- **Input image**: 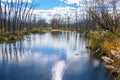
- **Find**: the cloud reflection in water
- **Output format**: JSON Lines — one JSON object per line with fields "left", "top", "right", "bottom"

{"left": 51, "top": 60, "right": 66, "bottom": 80}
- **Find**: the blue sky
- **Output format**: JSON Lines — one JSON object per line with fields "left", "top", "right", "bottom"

{"left": 27, "top": 0, "right": 76, "bottom": 22}
{"left": 34, "top": 0, "right": 76, "bottom": 10}
{"left": 32, "top": 0, "right": 85, "bottom": 22}
{"left": 1, "top": 0, "right": 120, "bottom": 22}
{"left": 34, "top": 0, "right": 89, "bottom": 11}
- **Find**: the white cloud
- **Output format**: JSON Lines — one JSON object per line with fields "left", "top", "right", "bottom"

{"left": 61, "top": 0, "right": 120, "bottom": 7}
{"left": 62, "top": 0, "right": 88, "bottom": 7}
{"left": 2, "top": 0, "right": 32, "bottom": 3}
{"left": 64, "top": 0, "right": 79, "bottom": 4}
{"left": 33, "top": 6, "right": 76, "bottom": 22}
{"left": 32, "top": 0, "right": 120, "bottom": 22}
{"left": 59, "top": 0, "right": 64, "bottom": 2}
{"left": 32, "top": 6, "right": 90, "bottom": 23}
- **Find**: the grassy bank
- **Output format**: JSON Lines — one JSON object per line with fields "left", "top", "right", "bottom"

{"left": 0, "top": 27, "right": 43, "bottom": 43}
{"left": 0, "top": 27, "right": 68, "bottom": 43}
{"left": 87, "top": 30, "right": 120, "bottom": 80}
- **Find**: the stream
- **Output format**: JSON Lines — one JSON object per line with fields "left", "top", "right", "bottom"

{"left": 0, "top": 31, "right": 113, "bottom": 80}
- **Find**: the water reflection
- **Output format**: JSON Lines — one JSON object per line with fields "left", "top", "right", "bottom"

{"left": 52, "top": 60, "right": 66, "bottom": 80}
{"left": 0, "top": 40, "right": 27, "bottom": 64}
{"left": 0, "top": 31, "right": 112, "bottom": 80}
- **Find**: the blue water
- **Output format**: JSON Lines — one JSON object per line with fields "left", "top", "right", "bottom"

{"left": 0, "top": 31, "right": 113, "bottom": 80}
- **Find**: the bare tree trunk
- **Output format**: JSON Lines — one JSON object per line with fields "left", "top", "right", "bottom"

{"left": 0, "top": 0, "right": 3, "bottom": 32}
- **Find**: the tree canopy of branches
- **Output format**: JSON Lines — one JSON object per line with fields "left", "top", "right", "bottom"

{"left": 0, "top": 0, "right": 39, "bottom": 33}
{"left": 50, "top": 18, "right": 61, "bottom": 29}
{"left": 36, "top": 19, "right": 49, "bottom": 28}
{"left": 88, "top": 0, "right": 120, "bottom": 33}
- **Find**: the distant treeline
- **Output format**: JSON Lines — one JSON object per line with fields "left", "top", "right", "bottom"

{"left": 0, "top": 0, "right": 120, "bottom": 33}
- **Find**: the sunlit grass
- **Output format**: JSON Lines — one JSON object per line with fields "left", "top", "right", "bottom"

{"left": 87, "top": 30, "right": 120, "bottom": 79}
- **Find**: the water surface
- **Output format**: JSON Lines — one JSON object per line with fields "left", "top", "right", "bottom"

{"left": 0, "top": 31, "right": 112, "bottom": 80}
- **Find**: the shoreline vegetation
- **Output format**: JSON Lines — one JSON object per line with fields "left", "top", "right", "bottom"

{"left": 0, "top": 0, "right": 120, "bottom": 79}
{"left": 86, "top": 30, "right": 120, "bottom": 80}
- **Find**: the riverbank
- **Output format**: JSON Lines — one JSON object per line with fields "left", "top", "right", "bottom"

{"left": 0, "top": 27, "right": 51, "bottom": 43}
{"left": 0, "top": 27, "right": 85, "bottom": 43}
{"left": 87, "top": 30, "right": 120, "bottom": 80}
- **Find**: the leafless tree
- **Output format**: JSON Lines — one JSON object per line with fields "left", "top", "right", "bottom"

{"left": 86, "top": 0, "right": 120, "bottom": 33}
{"left": 0, "top": 0, "right": 40, "bottom": 34}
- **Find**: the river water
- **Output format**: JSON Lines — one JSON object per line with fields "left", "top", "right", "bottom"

{"left": 0, "top": 31, "right": 113, "bottom": 80}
